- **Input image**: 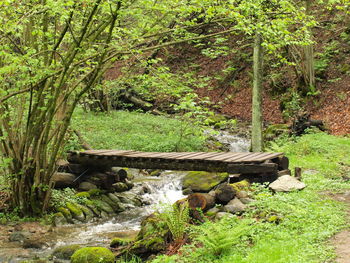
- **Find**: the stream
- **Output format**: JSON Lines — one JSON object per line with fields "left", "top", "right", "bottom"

{"left": 0, "top": 132, "right": 250, "bottom": 262}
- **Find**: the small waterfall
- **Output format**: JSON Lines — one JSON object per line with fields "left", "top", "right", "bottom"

{"left": 211, "top": 130, "right": 250, "bottom": 152}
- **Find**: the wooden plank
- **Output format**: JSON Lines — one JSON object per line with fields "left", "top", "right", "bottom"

{"left": 94, "top": 150, "right": 135, "bottom": 156}
{"left": 175, "top": 152, "right": 213, "bottom": 160}
{"left": 223, "top": 152, "right": 255, "bottom": 162}
{"left": 161, "top": 152, "right": 201, "bottom": 159}
{"left": 187, "top": 152, "right": 225, "bottom": 160}
{"left": 253, "top": 152, "right": 283, "bottom": 162}
{"left": 233, "top": 152, "right": 267, "bottom": 162}
{"left": 204, "top": 152, "right": 240, "bottom": 161}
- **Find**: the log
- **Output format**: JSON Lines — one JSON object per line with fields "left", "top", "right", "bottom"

{"left": 52, "top": 172, "right": 78, "bottom": 189}
{"left": 273, "top": 156, "right": 289, "bottom": 170}
{"left": 187, "top": 193, "right": 215, "bottom": 212}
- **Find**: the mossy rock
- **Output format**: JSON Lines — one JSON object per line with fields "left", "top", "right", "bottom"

{"left": 66, "top": 202, "right": 85, "bottom": 222}
{"left": 92, "top": 199, "right": 114, "bottom": 214}
{"left": 79, "top": 205, "right": 94, "bottom": 221}
{"left": 100, "top": 194, "right": 124, "bottom": 213}
{"left": 71, "top": 247, "right": 115, "bottom": 263}
{"left": 52, "top": 244, "right": 82, "bottom": 260}
{"left": 53, "top": 212, "right": 67, "bottom": 226}
{"left": 264, "top": 124, "right": 289, "bottom": 141}
{"left": 113, "top": 182, "right": 129, "bottom": 192}
{"left": 88, "top": 189, "right": 104, "bottom": 196}
{"left": 86, "top": 203, "right": 101, "bottom": 217}
{"left": 110, "top": 237, "right": 133, "bottom": 248}
{"left": 107, "top": 193, "right": 121, "bottom": 204}
{"left": 182, "top": 171, "right": 229, "bottom": 192}
{"left": 57, "top": 207, "right": 73, "bottom": 223}
{"left": 127, "top": 213, "right": 169, "bottom": 256}
{"left": 230, "top": 180, "right": 250, "bottom": 192}
{"left": 75, "top": 192, "right": 91, "bottom": 198}
{"left": 149, "top": 169, "right": 162, "bottom": 177}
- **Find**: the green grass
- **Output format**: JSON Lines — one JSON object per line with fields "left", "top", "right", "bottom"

{"left": 70, "top": 109, "right": 207, "bottom": 152}
{"left": 150, "top": 132, "right": 350, "bottom": 263}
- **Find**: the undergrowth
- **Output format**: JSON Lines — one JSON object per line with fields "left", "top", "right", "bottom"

{"left": 150, "top": 132, "right": 350, "bottom": 263}
{"left": 70, "top": 109, "right": 207, "bottom": 152}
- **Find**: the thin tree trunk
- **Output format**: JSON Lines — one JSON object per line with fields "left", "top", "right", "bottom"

{"left": 304, "top": 0, "right": 315, "bottom": 90}
{"left": 251, "top": 33, "right": 264, "bottom": 152}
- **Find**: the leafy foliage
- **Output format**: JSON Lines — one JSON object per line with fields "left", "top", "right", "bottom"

{"left": 162, "top": 201, "right": 190, "bottom": 242}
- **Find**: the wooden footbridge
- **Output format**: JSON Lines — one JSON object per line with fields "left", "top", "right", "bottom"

{"left": 68, "top": 150, "right": 289, "bottom": 174}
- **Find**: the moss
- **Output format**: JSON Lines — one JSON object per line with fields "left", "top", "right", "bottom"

{"left": 149, "top": 169, "right": 162, "bottom": 177}
{"left": 182, "top": 171, "right": 229, "bottom": 192}
{"left": 113, "top": 182, "right": 129, "bottom": 192}
{"left": 52, "top": 212, "right": 67, "bottom": 226}
{"left": 52, "top": 244, "right": 82, "bottom": 260}
{"left": 57, "top": 207, "right": 72, "bottom": 220}
{"left": 92, "top": 199, "right": 114, "bottom": 214}
{"left": 230, "top": 180, "right": 250, "bottom": 192}
{"left": 79, "top": 205, "right": 94, "bottom": 220}
{"left": 88, "top": 189, "right": 104, "bottom": 196}
{"left": 100, "top": 194, "right": 124, "bottom": 212}
{"left": 66, "top": 202, "right": 85, "bottom": 222}
{"left": 71, "top": 247, "right": 115, "bottom": 263}
{"left": 75, "top": 192, "right": 90, "bottom": 198}
{"left": 110, "top": 237, "right": 133, "bottom": 248}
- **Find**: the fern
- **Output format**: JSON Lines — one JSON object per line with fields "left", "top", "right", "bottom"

{"left": 193, "top": 217, "right": 251, "bottom": 256}
{"left": 163, "top": 201, "right": 190, "bottom": 242}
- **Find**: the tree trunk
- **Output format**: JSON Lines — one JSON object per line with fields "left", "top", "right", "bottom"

{"left": 251, "top": 32, "right": 264, "bottom": 152}
{"left": 303, "top": 0, "right": 315, "bottom": 90}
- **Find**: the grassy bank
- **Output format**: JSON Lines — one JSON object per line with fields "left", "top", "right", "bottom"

{"left": 71, "top": 109, "right": 207, "bottom": 152}
{"left": 149, "top": 132, "right": 350, "bottom": 263}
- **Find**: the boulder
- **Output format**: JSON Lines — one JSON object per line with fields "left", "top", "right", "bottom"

{"left": 66, "top": 202, "right": 85, "bottom": 222}
{"left": 52, "top": 244, "right": 82, "bottom": 260}
{"left": 223, "top": 198, "right": 246, "bottom": 214}
{"left": 57, "top": 207, "right": 73, "bottom": 223}
{"left": 128, "top": 213, "right": 169, "bottom": 256}
{"left": 269, "top": 175, "right": 306, "bottom": 192}
{"left": 52, "top": 172, "right": 77, "bottom": 188}
{"left": 71, "top": 247, "right": 115, "bottom": 263}
{"left": 53, "top": 212, "right": 67, "bottom": 226}
{"left": 215, "top": 212, "right": 234, "bottom": 221}
{"left": 182, "top": 171, "right": 229, "bottom": 192}
{"left": 214, "top": 183, "right": 236, "bottom": 204}
{"left": 113, "top": 182, "right": 129, "bottom": 192}
{"left": 79, "top": 182, "right": 97, "bottom": 191}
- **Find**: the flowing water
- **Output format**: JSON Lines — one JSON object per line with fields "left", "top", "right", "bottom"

{"left": 0, "top": 132, "right": 250, "bottom": 262}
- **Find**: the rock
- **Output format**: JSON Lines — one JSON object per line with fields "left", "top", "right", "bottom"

{"left": 93, "top": 199, "right": 114, "bottom": 214}
{"left": 66, "top": 202, "right": 85, "bottom": 222}
{"left": 115, "top": 192, "right": 142, "bottom": 207}
{"left": 52, "top": 244, "right": 82, "bottom": 260}
{"left": 182, "top": 171, "right": 229, "bottom": 192}
{"left": 75, "top": 192, "right": 91, "bottom": 198}
{"left": 100, "top": 194, "right": 125, "bottom": 213}
{"left": 79, "top": 182, "right": 97, "bottom": 191}
{"left": 206, "top": 207, "right": 220, "bottom": 217}
{"left": 110, "top": 237, "right": 133, "bottom": 248}
{"left": 148, "top": 169, "right": 162, "bottom": 177}
{"left": 269, "top": 175, "right": 306, "bottom": 192}
{"left": 277, "top": 169, "right": 292, "bottom": 177}
{"left": 53, "top": 212, "right": 67, "bottom": 226}
{"left": 79, "top": 205, "right": 94, "bottom": 221}
{"left": 182, "top": 188, "right": 193, "bottom": 195}
{"left": 125, "top": 179, "right": 134, "bottom": 189}
{"left": 108, "top": 193, "right": 121, "bottom": 203}
{"left": 8, "top": 231, "right": 30, "bottom": 242}
{"left": 214, "top": 183, "right": 236, "bottom": 204}
{"left": 230, "top": 180, "right": 250, "bottom": 192}
{"left": 223, "top": 198, "right": 247, "bottom": 214}
{"left": 236, "top": 190, "right": 249, "bottom": 199}
{"left": 22, "top": 238, "right": 46, "bottom": 249}
{"left": 52, "top": 172, "right": 77, "bottom": 188}
{"left": 128, "top": 213, "right": 169, "bottom": 256}
{"left": 57, "top": 207, "right": 73, "bottom": 223}
{"left": 240, "top": 197, "right": 254, "bottom": 204}
{"left": 71, "top": 247, "right": 115, "bottom": 263}
{"left": 86, "top": 203, "right": 101, "bottom": 217}
{"left": 215, "top": 212, "right": 234, "bottom": 220}
{"left": 113, "top": 182, "right": 129, "bottom": 192}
